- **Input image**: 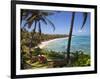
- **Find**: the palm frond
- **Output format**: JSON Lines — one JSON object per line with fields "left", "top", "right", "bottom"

{"left": 38, "top": 21, "right": 42, "bottom": 35}
{"left": 22, "top": 10, "right": 56, "bottom": 33}
{"left": 43, "top": 16, "right": 55, "bottom": 31}
{"left": 33, "top": 20, "right": 37, "bottom": 33}
{"left": 40, "top": 11, "right": 54, "bottom": 16}
{"left": 26, "top": 10, "right": 39, "bottom": 21}
{"left": 23, "top": 22, "right": 28, "bottom": 28}
{"left": 81, "top": 13, "right": 88, "bottom": 29}
{"left": 24, "top": 15, "right": 37, "bottom": 29}
{"left": 21, "top": 10, "right": 30, "bottom": 21}
{"left": 27, "top": 15, "right": 37, "bottom": 23}
{"left": 28, "top": 21, "right": 33, "bottom": 28}
{"left": 40, "top": 17, "right": 47, "bottom": 25}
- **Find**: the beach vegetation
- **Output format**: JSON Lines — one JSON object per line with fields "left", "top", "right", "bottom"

{"left": 21, "top": 47, "right": 90, "bottom": 69}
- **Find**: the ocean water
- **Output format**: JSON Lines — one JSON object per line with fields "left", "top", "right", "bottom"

{"left": 43, "top": 36, "right": 90, "bottom": 54}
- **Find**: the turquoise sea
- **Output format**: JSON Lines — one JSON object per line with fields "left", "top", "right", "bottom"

{"left": 43, "top": 36, "right": 90, "bottom": 54}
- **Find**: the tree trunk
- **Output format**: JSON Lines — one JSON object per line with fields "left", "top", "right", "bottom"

{"left": 29, "top": 21, "right": 37, "bottom": 60}
{"left": 66, "top": 12, "right": 75, "bottom": 65}
{"left": 29, "top": 32, "right": 35, "bottom": 59}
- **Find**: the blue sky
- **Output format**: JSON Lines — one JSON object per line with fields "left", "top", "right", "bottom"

{"left": 21, "top": 11, "right": 90, "bottom": 36}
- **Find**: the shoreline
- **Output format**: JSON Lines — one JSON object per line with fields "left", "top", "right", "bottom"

{"left": 37, "top": 37, "right": 68, "bottom": 49}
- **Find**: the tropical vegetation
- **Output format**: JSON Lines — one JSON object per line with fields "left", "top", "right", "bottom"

{"left": 20, "top": 9, "right": 90, "bottom": 69}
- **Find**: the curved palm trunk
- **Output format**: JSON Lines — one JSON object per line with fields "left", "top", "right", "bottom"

{"left": 66, "top": 12, "right": 75, "bottom": 65}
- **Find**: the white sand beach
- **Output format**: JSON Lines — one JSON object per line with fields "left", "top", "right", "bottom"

{"left": 37, "top": 37, "right": 68, "bottom": 49}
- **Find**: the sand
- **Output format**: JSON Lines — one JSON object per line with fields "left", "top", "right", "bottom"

{"left": 37, "top": 37, "right": 68, "bottom": 49}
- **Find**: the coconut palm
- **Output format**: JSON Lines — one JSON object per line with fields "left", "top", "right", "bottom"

{"left": 66, "top": 12, "right": 88, "bottom": 65}
{"left": 21, "top": 10, "right": 55, "bottom": 59}
{"left": 66, "top": 12, "right": 75, "bottom": 64}
{"left": 21, "top": 10, "right": 55, "bottom": 30}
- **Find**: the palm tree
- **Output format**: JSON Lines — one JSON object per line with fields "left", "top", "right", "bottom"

{"left": 66, "top": 12, "right": 75, "bottom": 64}
{"left": 21, "top": 10, "right": 55, "bottom": 59}
{"left": 66, "top": 12, "right": 88, "bottom": 65}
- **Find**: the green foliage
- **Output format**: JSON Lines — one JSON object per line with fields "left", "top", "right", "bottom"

{"left": 21, "top": 52, "right": 31, "bottom": 69}
{"left": 21, "top": 30, "right": 68, "bottom": 54}
{"left": 72, "top": 51, "right": 90, "bottom": 66}
{"left": 32, "top": 47, "right": 42, "bottom": 56}
{"left": 21, "top": 48, "right": 91, "bottom": 69}
{"left": 43, "top": 50, "right": 64, "bottom": 59}
{"left": 21, "top": 45, "right": 29, "bottom": 54}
